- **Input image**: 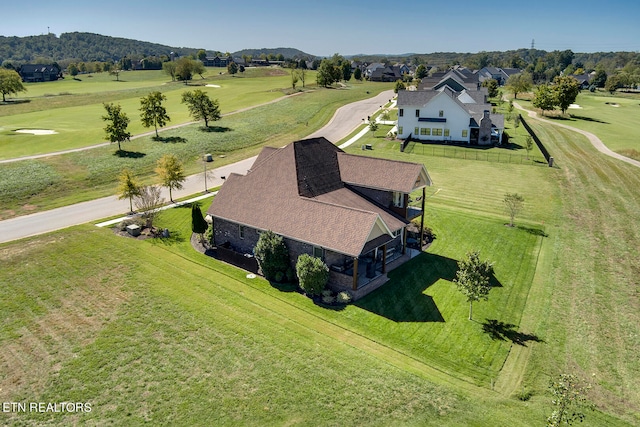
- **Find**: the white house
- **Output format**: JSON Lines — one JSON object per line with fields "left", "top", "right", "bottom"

{"left": 396, "top": 86, "right": 504, "bottom": 145}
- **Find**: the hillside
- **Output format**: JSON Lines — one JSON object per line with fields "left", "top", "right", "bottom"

{"left": 0, "top": 32, "right": 207, "bottom": 64}
{"left": 232, "top": 47, "right": 316, "bottom": 60}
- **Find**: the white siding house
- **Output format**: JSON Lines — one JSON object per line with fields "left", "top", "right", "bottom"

{"left": 397, "top": 86, "right": 504, "bottom": 145}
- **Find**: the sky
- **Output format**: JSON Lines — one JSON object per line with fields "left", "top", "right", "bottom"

{"left": 2, "top": 0, "right": 639, "bottom": 56}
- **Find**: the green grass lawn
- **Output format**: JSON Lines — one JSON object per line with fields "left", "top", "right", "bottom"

{"left": 0, "top": 79, "right": 390, "bottom": 220}
{"left": 1, "top": 85, "right": 639, "bottom": 425}
{"left": 0, "top": 68, "right": 309, "bottom": 159}
{"left": 513, "top": 90, "right": 640, "bottom": 159}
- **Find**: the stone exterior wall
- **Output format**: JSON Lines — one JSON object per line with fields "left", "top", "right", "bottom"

{"left": 213, "top": 217, "right": 259, "bottom": 254}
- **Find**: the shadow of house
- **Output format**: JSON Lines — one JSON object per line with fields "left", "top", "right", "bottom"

{"left": 481, "top": 319, "right": 543, "bottom": 346}
{"left": 355, "top": 252, "right": 458, "bottom": 322}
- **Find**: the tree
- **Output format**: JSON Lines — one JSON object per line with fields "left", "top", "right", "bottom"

{"left": 175, "top": 57, "right": 198, "bottom": 83}
{"left": 553, "top": 75, "right": 580, "bottom": 115}
{"left": 181, "top": 89, "right": 221, "bottom": 128}
{"left": 604, "top": 74, "right": 623, "bottom": 94}
{"left": 191, "top": 203, "right": 208, "bottom": 243}
{"left": 506, "top": 72, "right": 533, "bottom": 99}
{"left": 369, "top": 118, "right": 379, "bottom": 137}
{"left": 291, "top": 68, "right": 299, "bottom": 90}
{"left": 482, "top": 78, "right": 499, "bottom": 98}
{"left": 532, "top": 84, "right": 556, "bottom": 116}
{"left": 135, "top": 185, "right": 164, "bottom": 228}
{"left": 0, "top": 68, "right": 26, "bottom": 102}
{"left": 197, "top": 49, "right": 207, "bottom": 61}
{"left": 155, "top": 154, "right": 185, "bottom": 202}
{"left": 227, "top": 61, "right": 238, "bottom": 75}
{"left": 117, "top": 169, "right": 141, "bottom": 213}
{"left": 102, "top": 103, "right": 131, "bottom": 151}
{"left": 503, "top": 193, "right": 524, "bottom": 227}
{"left": 394, "top": 80, "right": 406, "bottom": 93}
{"left": 163, "top": 61, "right": 177, "bottom": 81}
{"left": 341, "top": 62, "right": 352, "bottom": 81}
{"left": 453, "top": 251, "right": 494, "bottom": 320}
{"left": 193, "top": 60, "right": 205, "bottom": 79}
{"left": 139, "top": 91, "right": 170, "bottom": 138}
{"left": 296, "top": 254, "right": 329, "bottom": 296}
{"left": 591, "top": 68, "right": 607, "bottom": 88}
{"left": 353, "top": 67, "right": 362, "bottom": 81}
{"left": 525, "top": 135, "right": 534, "bottom": 160}
{"left": 316, "top": 59, "right": 340, "bottom": 87}
{"left": 415, "top": 64, "right": 428, "bottom": 79}
{"left": 547, "top": 374, "right": 593, "bottom": 427}
{"left": 254, "top": 230, "right": 290, "bottom": 281}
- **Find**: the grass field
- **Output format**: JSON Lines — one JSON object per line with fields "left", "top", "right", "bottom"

{"left": 512, "top": 90, "right": 640, "bottom": 159}
{"left": 0, "top": 76, "right": 390, "bottom": 220}
{"left": 2, "top": 106, "right": 639, "bottom": 424}
{"left": 0, "top": 68, "right": 309, "bottom": 159}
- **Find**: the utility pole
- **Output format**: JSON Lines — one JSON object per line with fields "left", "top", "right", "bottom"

{"left": 531, "top": 39, "right": 535, "bottom": 50}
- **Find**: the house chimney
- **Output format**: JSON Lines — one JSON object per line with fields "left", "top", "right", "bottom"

{"left": 483, "top": 110, "right": 490, "bottom": 119}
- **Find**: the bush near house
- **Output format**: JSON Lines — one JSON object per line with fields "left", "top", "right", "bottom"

{"left": 253, "top": 230, "right": 290, "bottom": 281}
{"left": 296, "top": 254, "right": 329, "bottom": 296}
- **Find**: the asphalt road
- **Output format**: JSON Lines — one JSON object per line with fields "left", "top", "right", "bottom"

{"left": 0, "top": 90, "right": 394, "bottom": 244}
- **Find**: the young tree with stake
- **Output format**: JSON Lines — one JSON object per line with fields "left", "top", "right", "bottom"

{"left": 453, "top": 251, "right": 494, "bottom": 321}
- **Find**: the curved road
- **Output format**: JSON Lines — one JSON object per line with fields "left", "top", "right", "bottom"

{"left": 0, "top": 90, "right": 394, "bottom": 244}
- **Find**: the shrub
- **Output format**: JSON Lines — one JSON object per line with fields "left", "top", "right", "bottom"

{"left": 336, "top": 291, "right": 352, "bottom": 304}
{"left": 296, "top": 254, "right": 329, "bottom": 296}
{"left": 253, "top": 230, "right": 290, "bottom": 281}
{"left": 322, "top": 294, "right": 336, "bottom": 304}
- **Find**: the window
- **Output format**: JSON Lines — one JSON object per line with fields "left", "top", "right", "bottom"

{"left": 414, "top": 127, "right": 419, "bottom": 135}
{"left": 444, "top": 129, "right": 450, "bottom": 137}
{"left": 239, "top": 225, "right": 246, "bottom": 239}
{"left": 313, "top": 246, "right": 324, "bottom": 259}
{"left": 393, "top": 192, "right": 404, "bottom": 208}
{"left": 462, "top": 130, "right": 468, "bottom": 138}
{"left": 433, "top": 128, "right": 443, "bottom": 136}
{"left": 399, "top": 108, "right": 404, "bottom": 117}
{"left": 398, "top": 126, "right": 403, "bottom": 135}
{"left": 420, "top": 128, "right": 431, "bottom": 136}
{"left": 415, "top": 109, "right": 420, "bottom": 117}
{"left": 439, "top": 110, "right": 444, "bottom": 117}
{"left": 393, "top": 229, "right": 402, "bottom": 238}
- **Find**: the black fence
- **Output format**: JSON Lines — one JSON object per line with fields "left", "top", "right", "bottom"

{"left": 520, "top": 114, "right": 553, "bottom": 166}
{"left": 216, "top": 244, "right": 259, "bottom": 274}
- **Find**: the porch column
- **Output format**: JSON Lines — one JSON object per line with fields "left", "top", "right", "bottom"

{"left": 402, "top": 228, "right": 407, "bottom": 255}
{"left": 419, "top": 187, "right": 426, "bottom": 249}
{"left": 382, "top": 244, "right": 387, "bottom": 274}
{"left": 352, "top": 257, "right": 359, "bottom": 290}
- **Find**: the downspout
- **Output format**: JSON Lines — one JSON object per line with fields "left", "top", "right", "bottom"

{"left": 419, "top": 187, "right": 426, "bottom": 249}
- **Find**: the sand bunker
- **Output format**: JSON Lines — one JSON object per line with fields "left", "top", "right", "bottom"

{"left": 206, "top": 84, "right": 221, "bottom": 88}
{"left": 15, "top": 129, "right": 58, "bottom": 135}
{"left": 568, "top": 104, "right": 582, "bottom": 109}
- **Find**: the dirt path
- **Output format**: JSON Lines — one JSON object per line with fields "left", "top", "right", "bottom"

{"left": 514, "top": 101, "right": 640, "bottom": 169}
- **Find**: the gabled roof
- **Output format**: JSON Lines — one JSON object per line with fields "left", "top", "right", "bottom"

{"left": 208, "top": 138, "right": 431, "bottom": 257}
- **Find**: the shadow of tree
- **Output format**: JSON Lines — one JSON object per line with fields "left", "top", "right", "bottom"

{"left": 1, "top": 99, "right": 31, "bottom": 105}
{"left": 153, "top": 136, "right": 187, "bottom": 143}
{"left": 201, "top": 126, "right": 233, "bottom": 133}
{"left": 481, "top": 319, "right": 544, "bottom": 346}
{"left": 517, "top": 225, "right": 549, "bottom": 237}
{"left": 114, "top": 150, "right": 146, "bottom": 158}
{"left": 569, "top": 114, "right": 609, "bottom": 124}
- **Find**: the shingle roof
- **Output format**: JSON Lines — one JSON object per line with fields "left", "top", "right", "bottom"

{"left": 208, "top": 137, "right": 430, "bottom": 257}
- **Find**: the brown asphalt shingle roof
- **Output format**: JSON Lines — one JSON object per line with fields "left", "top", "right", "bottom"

{"left": 208, "top": 137, "right": 431, "bottom": 257}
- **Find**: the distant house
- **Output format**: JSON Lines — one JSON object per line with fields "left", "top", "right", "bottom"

{"left": 572, "top": 73, "right": 591, "bottom": 89}
{"left": 397, "top": 84, "right": 504, "bottom": 145}
{"left": 477, "top": 67, "right": 523, "bottom": 85}
{"left": 18, "top": 64, "right": 62, "bottom": 82}
{"left": 207, "top": 137, "right": 432, "bottom": 299}
{"left": 369, "top": 65, "right": 403, "bottom": 82}
{"left": 202, "top": 56, "right": 232, "bottom": 67}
